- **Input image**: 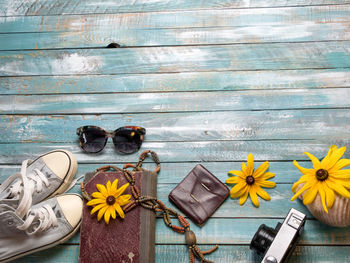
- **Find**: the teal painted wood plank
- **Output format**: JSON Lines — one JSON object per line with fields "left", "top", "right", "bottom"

{"left": 157, "top": 218, "right": 350, "bottom": 245}
{"left": 0, "top": 161, "right": 314, "bottom": 184}
{"left": 1, "top": 88, "right": 350, "bottom": 114}
{"left": 1, "top": 22, "right": 350, "bottom": 50}
{"left": 11, "top": 245, "right": 350, "bottom": 263}
{"left": 154, "top": 218, "right": 350, "bottom": 245}
{"left": 2, "top": 69, "right": 350, "bottom": 95}
{"left": 1, "top": 42, "right": 350, "bottom": 76}
{"left": 1, "top": 110, "right": 350, "bottom": 142}
{"left": 0, "top": 141, "right": 348, "bottom": 164}
{"left": 2, "top": 0, "right": 350, "bottom": 16}
{"left": 10, "top": 244, "right": 350, "bottom": 263}
{"left": 1, "top": 5, "right": 350, "bottom": 33}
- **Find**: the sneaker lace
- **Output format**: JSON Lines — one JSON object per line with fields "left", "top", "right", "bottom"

{"left": 17, "top": 204, "right": 58, "bottom": 235}
{"left": 0, "top": 160, "right": 50, "bottom": 218}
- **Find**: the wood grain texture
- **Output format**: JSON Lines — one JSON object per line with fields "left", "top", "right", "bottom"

{"left": 1, "top": 0, "right": 350, "bottom": 16}
{"left": 2, "top": 68, "right": 350, "bottom": 95}
{"left": 1, "top": 88, "right": 350, "bottom": 114}
{"left": 9, "top": 245, "right": 350, "bottom": 263}
{"left": 1, "top": 68, "right": 350, "bottom": 95}
{"left": 2, "top": 21, "right": 350, "bottom": 50}
{"left": 0, "top": 141, "right": 349, "bottom": 164}
{"left": 1, "top": 5, "right": 350, "bottom": 50}
{"left": 1, "top": 42, "right": 350, "bottom": 76}
{"left": 0, "top": 161, "right": 314, "bottom": 184}
{"left": 1, "top": 110, "right": 350, "bottom": 142}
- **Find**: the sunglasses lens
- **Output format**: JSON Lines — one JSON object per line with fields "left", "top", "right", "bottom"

{"left": 113, "top": 129, "right": 142, "bottom": 154}
{"left": 79, "top": 127, "right": 107, "bottom": 153}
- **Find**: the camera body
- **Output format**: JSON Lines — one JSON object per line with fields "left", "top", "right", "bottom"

{"left": 250, "top": 208, "right": 306, "bottom": 263}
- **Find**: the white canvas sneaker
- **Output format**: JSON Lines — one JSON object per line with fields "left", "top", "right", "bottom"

{"left": 0, "top": 150, "right": 78, "bottom": 218}
{"left": 0, "top": 193, "right": 83, "bottom": 262}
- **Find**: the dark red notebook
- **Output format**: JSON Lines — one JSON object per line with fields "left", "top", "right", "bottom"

{"left": 79, "top": 170, "right": 157, "bottom": 263}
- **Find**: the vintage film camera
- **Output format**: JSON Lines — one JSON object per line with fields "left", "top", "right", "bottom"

{"left": 250, "top": 208, "right": 306, "bottom": 263}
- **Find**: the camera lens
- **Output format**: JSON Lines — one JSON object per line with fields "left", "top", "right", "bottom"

{"left": 250, "top": 224, "right": 280, "bottom": 255}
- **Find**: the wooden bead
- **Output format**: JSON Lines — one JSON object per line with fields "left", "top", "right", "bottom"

{"left": 185, "top": 230, "right": 197, "bottom": 245}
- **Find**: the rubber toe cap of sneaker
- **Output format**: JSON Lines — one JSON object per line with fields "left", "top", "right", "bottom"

{"left": 57, "top": 194, "right": 83, "bottom": 228}
{"left": 42, "top": 150, "right": 77, "bottom": 180}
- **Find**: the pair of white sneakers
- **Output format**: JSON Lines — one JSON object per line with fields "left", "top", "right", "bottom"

{"left": 0, "top": 150, "right": 83, "bottom": 263}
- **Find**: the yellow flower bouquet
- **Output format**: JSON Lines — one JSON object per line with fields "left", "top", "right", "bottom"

{"left": 291, "top": 145, "right": 350, "bottom": 227}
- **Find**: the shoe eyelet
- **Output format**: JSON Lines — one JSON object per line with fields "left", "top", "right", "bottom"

{"left": 7, "top": 220, "right": 13, "bottom": 225}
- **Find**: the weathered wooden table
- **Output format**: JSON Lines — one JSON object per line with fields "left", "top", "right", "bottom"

{"left": 1, "top": 1, "right": 350, "bottom": 262}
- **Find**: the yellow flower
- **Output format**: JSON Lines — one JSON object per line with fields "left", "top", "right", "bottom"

{"left": 291, "top": 145, "right": 350, "bottom": 213}
{"left": 86, "top": 179, "right": 131, "bottom": 224}
{"left": 226, "top": 153, "right": 276, "bottom": 207}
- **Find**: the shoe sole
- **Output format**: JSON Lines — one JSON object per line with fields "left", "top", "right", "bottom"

{"left": 30, "top": 149, "right": 78, "bottom": 201}
{"left": 0, "top": 194, "right": 83, "bottom": 263}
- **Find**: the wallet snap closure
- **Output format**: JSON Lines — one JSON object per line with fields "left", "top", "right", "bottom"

{"left": 190, "top": 194, "right": 200, "bottom": 203}
{"left": 200, "top": 182, "right": 211, "bottom": 192}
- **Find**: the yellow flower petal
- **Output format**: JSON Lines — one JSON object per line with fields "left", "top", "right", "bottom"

{"left": 324, "top": 185, "right": 335, "bottom": 208}
{"left": 96, "top": 184, "right": 108, "bottom": 197}
{"left": 114, "top": 203, "right": 125, "bottom": 218}
{"left": 117, "top": 195, "right": 132, "bottom": 206}
{"left": 303, "top": 152, "right": 321, "bottom": 170}
{"left": 303, "top": 185, "right": 318, "bottom": 205}
{"left": 97, "top": 205, "right": 109, "bottom": 221}
{"left": 111, "top": 207, "right": 116, "bottom": 219}
{"left": 246, "top": 153, "right": 254, "bottom": 176}
{"left": 291, "top": 174, "right": 315, "bottom": 193}
{"left": 106, "top": 180, "right": 112, "bottom": 194}
{"left": 90, "top": 203, "right": 106, "bottom": 215}
{"left": 239, "top": 190, "right": 249, "bottom": 206}
{"left": 329, "top": 169, "right": 350, "bottom": 179}
{"left": 322, "top": 146, "right": 346, "bottom": 170}
{"left": 226, "top": 176, "right": 240, "bottom": 184}
{"left": 339, "top": 179, "right": 350, "bottom": 189}
{"left": 104, "top": 207, "right": 111, "bottom": 224}
{"left": 91, "top": 192, "right": 105, "bottom": 199}
{"left": 260, "top": 172, "right": 275, "bottom": 180}
{"left": 230, "top": 181, "right": 247, "bottom": 197}
{"left": 320, "top": 145, "right": 337, "bottom": 169}
{"left": 228, "top": 170, "right": 245, "bottom": 179}
{"left": 86, "top": 198, "right": 105, "bottom": 206}
{"left": 319, "top": 188, "right": 328, "bottom": 213}
{"left": 293, "top": 160, "right": 315, "bottom": 175}
{"left": 114, "top": 182, "right": 130, "bottom": 198}
{"left": 111, "top": 178, "right": 118, "bottom": 189}
{"left": 230, "top": 185, "right": 248, "bottom": 199}
{"left": 328, "top": 159, "right": 350, "bottom": 172}
{"left": 255, "top": 186, "right": 271, "bottom": 201}
{"left": 257, "top": 180, "right": 276, "bottom": 188}
{"left": 326, "top": 179, "right": 350, "bottom": 198}
{"left": 253, "top": 161, "right": 269, "bottom": 178}
{"left": 241, "top": 162, "right": 247, "bottom": 175}
{"left": 249, "top": 189, "right": 259, "bottom": 207}
{"left": 291, "top": 182, "right": 313, "bottom": 201}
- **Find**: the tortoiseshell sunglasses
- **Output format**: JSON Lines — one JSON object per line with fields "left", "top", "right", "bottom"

{"left": 76, "top": 126, "right": 146, "bottom": 154}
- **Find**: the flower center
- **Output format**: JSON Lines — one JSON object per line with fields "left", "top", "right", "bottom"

{"left": 316, "top": 169, "right": 329, "bottom": 181}
{"left": 246, "top": 175, "right": 255, "bottom": 185}
{"left": 106, "top": 196, "right": 116, "bottom": 205}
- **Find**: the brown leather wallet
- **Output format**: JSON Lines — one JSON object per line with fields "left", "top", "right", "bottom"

{"left": 168, "top": 164, "right": 229, "bottom": 226}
